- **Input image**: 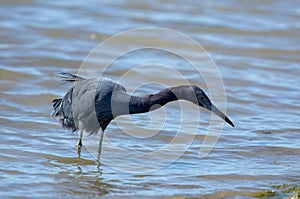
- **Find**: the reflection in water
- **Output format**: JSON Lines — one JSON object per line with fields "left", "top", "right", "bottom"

{"left": 46, "top": 154, "right": 97, "bottom": 166}
{"left": 46, "top": 154, "right": 112, "bottom": 196}
{"left": 1, "top": 0, "right": 300, "bottom": 198}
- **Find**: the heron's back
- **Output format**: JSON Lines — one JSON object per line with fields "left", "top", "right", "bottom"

{"left": 51, "top": 74, "right": 127, "bottom": 133}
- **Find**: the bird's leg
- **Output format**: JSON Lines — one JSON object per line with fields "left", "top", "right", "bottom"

{"left": 77, "top": 129, "right": 83, "bottom": 157}
{"left": 97, "top": 129, "right": 104, "bottom": 164}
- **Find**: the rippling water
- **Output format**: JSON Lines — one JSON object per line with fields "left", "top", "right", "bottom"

{"left": 1, "top": 0, "right": 300, "bottom": 198}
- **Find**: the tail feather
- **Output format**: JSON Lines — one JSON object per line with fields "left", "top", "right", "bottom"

{"left": 51, "top": 72, "right": 80, "bottom": 131}
{"left": 51, "top": 98, "right": 62, "bottom": 117}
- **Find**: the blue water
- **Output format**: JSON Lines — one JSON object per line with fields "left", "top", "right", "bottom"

{"left": 1, "top": 0, "right": 299, "bottom": 198}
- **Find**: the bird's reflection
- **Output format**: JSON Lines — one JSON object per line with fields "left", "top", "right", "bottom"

{"left": 46, "top": 154, "right": 113, "bottom": 196}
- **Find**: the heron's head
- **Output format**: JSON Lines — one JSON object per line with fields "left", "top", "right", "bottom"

{"left": 189, "top": 85, "right": 234, "bottom": 127}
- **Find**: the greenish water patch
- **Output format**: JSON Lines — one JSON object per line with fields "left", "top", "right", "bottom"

{"left": 271, "top": 184, "right": 300, "bottom": 198}
{"left": 164, "top": 184, "right": 299, "bottom": 199}
{"left": 254, "top": 190, "right": 277, "bottom": 198}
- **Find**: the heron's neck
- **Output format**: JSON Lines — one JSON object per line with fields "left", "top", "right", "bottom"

{"left": 128, "top": 86, "right": 189, "bottom": 114}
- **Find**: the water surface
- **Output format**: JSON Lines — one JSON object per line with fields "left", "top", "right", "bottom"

{"left": 1, "top": 0, "right": 299, "bottom": 198}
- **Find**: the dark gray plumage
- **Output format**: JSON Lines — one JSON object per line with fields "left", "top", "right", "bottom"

{"left": 51, "top": 72, "right": 234, "bottom": 162}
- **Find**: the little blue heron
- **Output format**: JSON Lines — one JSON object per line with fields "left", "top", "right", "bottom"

{"left": 51, "top": 72, "right": 234, "bottom": 162}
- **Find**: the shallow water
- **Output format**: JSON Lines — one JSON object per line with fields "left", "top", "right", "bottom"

{"left": 1, "top": 0, "right": 300, "bottom": 198}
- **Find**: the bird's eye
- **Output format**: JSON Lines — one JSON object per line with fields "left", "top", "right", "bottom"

{"left": 199, "top": 96, "right": 204, "bottom": 100}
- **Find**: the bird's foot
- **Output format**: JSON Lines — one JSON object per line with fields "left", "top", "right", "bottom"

{"left": 77, "top": 140, "right": 82, "bottom": 157}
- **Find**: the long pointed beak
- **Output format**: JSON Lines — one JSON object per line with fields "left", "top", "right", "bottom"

{"left": 210, "top": 104, "right": 234, "bottom": 127}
